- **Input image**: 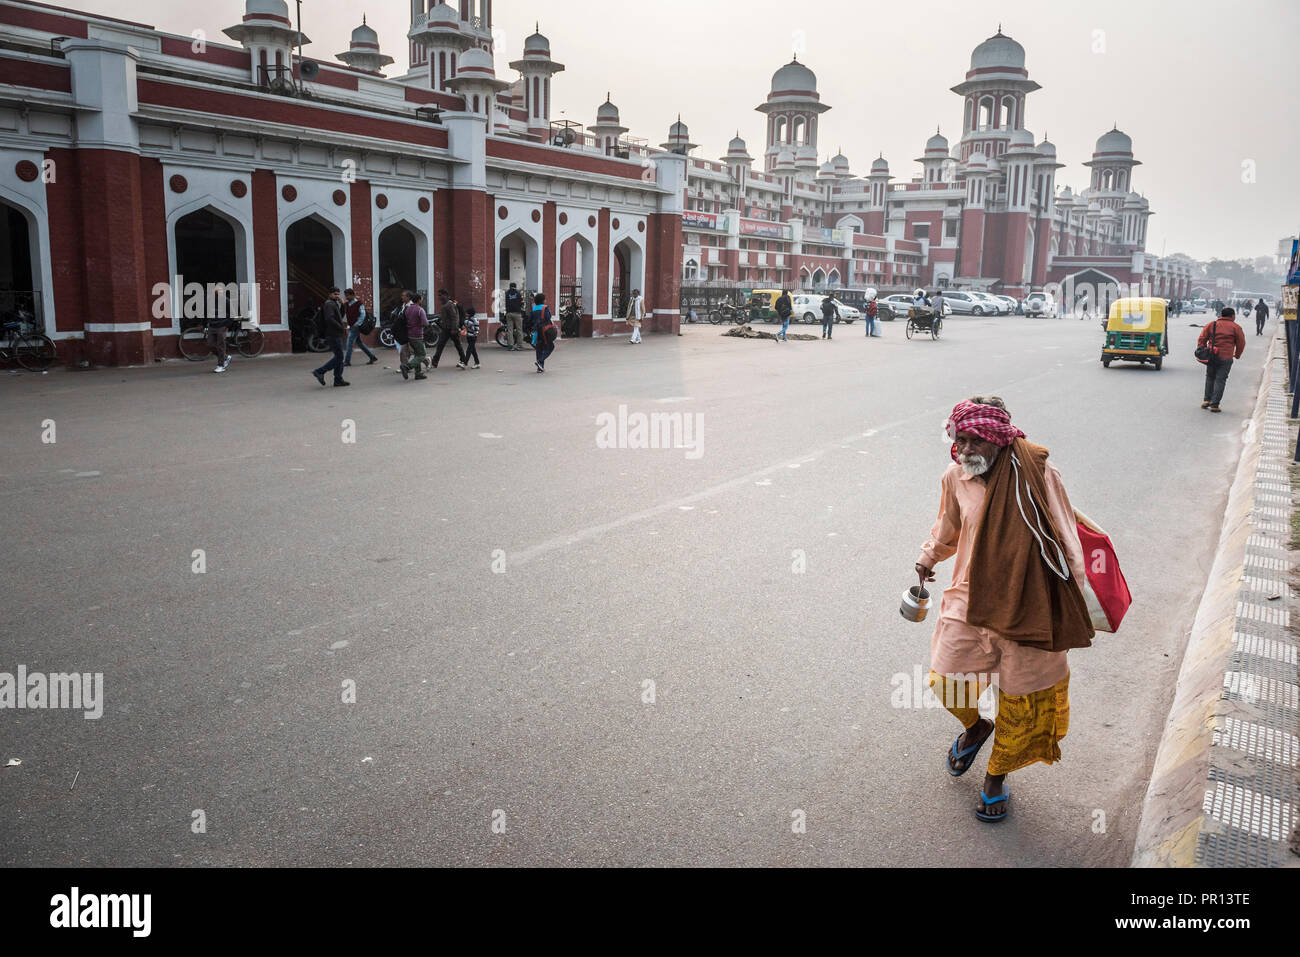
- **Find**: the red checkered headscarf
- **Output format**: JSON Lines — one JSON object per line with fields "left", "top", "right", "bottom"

{"left": 945, "top": 400, "right": 1026, "bottom": 463}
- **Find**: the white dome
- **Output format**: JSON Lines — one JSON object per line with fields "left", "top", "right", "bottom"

{"left": 796, "top": 144, "right": 817, "bottom": 162}
{"left": 966, "top": 151, "right": 989, "bottom": 169}
{"left": 870, "top": 155, "right": 889, "bottom": 172}
{"left": 771, "top": 59, "right": 817, "bottom": 94}
{"left": 832, "top": 152, "right": 850, "bottom": 169}
{"left": 351, "top": 21, "right": 378, "bottom": 46}
{"left": 245, "top": 0, "right": 289, "bottom": 19}
{"left": 1095, "top": 127, "right": 1133, "bottom": 155}
{"left": 669, "top": 119, "right": 689, "bottom": 138}
{"left": 597, "top": 98, "right": 620, "bottom": 121}
{"left": 524, "top": 30, "right": 550, "bottom": 55}
{"left": 819, "top": 161, "right": 836, "bottom": 174}
{"left": 728, "top": 134, "right": 748, "bottom": 153}
{"left": 1036, "top": 138, "right": 1056, "bottom": 156}
{"left": 925, "top": 131, "right": 948, "bottom": 153}
{"left": 970, "top": 30, "right": 1026, "bottom": 71}
{"left": 1057, "top": 185, "right": 1074, "bottom": 200}
{"left": 1009, "top": 128, "right": 1035, "bottom": 148}
{"left": 457, "top": 47, "right": 496, "bottom": 75}
{"left": 774, "top": 148, "right": 796, "bottom": 169}
{"left": 427, "top": 2, "right": 458, "bottom": 25}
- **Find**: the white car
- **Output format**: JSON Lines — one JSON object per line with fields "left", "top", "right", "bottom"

{"left": 969, "top": 292, "right": 1005, "bottom": 315}
{"left": 1024, "top": 292, "right": 1057, "bottom": 317}
{"left": 994, "top": 295, "right": 1020, "bottom": 314}
{"left": 792, "top": 294, "right": 859, "bottom": 324}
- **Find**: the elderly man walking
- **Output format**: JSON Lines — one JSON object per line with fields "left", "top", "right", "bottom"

{"left": 915, "top": 396, "right": 1094, "bottom": 822}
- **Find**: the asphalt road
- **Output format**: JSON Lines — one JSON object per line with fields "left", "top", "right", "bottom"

{"left": 0, "top": 310, "right": 1272, "bottom": 866}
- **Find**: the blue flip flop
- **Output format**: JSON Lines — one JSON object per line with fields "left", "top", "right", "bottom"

{"left": 946, "top": 721, "right": 992, "bottom": 777}
{"left": 976, "top": 788, "right": 1010, "bottom": 822}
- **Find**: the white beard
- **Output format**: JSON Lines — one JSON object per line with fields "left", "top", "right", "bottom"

{"left": 959, "top": 454, "right": 992, "bottom": 477}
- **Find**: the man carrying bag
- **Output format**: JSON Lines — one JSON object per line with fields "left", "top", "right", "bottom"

{"left": 1195, "top": 307, "right": 1245, "bottom": 413}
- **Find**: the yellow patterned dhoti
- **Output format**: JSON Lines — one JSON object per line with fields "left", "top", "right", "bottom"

{"left": 929, "top": 670, "right": 1070, "bottom": 775}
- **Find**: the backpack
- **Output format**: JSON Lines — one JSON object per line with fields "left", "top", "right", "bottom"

{"left": 391, "top": 305, "right": 410, "bottom": 345}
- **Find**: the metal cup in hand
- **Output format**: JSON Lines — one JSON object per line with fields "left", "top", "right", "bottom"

{"left": 900, "top": 584, "right": 931, "bottom": 622}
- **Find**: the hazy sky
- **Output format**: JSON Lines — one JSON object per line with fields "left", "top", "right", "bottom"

{"left": 82, "top": 0, "right": 1299, "bottom": 262}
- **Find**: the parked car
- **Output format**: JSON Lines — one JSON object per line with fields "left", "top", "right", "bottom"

{"left": 792, "top": 294, "right": 859, "bottom": 324}
{"left": 940, "top": 291, "right": 980, "bottom": 315}
{"left": 878, "top": 294, "right": 916, "bottom": 321}
{"left": 994, "top": 295, "right": 1020, "bottom": 314}
{"left": 1189, "top": 299, "right": 1208, "bottom": 314}
{"left": 969, "top": 292, "right": 1005, "bottom": 315}
{"left": 1024, "top": 292, "right": 1057, "bottom": 317}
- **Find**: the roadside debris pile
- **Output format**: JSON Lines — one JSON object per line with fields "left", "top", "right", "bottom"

{"left": 723, "top": 324, "right": 818, "bottom": 341}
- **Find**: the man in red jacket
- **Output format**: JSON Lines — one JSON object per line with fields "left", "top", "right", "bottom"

{"left": 1197, "top": 307, "right": 1246, "bottom": 412}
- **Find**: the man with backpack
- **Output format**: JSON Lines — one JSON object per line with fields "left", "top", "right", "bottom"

{"left": 431, "top": 289, "right": 468, "bottom": 369}
{"left": 310, "top": 288, "right": 349, "bottom": 388}
{"left": 820, "top": 296, "right": 839, "bottom": 340}
{"left": 392, "top": 291, "right": 429, "bottom": 381}
{"left": 532, "top": 293, "right": 558, "bottom": 372}
{"left": 343, "top": 288, "right": 378, "bottom": 367}
{"left": 1197, "top": 306, "right": 1246, "bottom": 412}
{"left": 504, "top": 282, "right": 525, "bottom": 351}
{"left": 864, "top": 297, "right": 880, "bottom": 338}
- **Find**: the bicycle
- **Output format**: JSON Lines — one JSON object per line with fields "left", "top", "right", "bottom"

{"left": 0, "top": 318, "right": 55, "bottom": 371}
{"left": 178, "top": 318, "right": 265, "bottom": 361}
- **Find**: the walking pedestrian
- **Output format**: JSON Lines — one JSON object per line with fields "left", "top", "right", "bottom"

{"left": 504, "top": 282, "right": 525, "bottom": 351}
{"left": 775, "top": 289, "right": 793, "bottom": 341}
{"left": 311, "top": 288, "right": 350, "bottom": 387}
{"left": 532, "top": 293, "right": 557, "bottom": 372}
{"left": 462, "top": 306, "right": 481, "bottom": 369}
{"left": 205, "top": 310, "right": 232, "bottom": 374}
{"left": 390, "top": 290, "right": 413, "bottom": 374}
{"left": 820, "top": 295, "right": 838, "bottom": 339}
{"left": 916, "top": 396, "right": 1094, "bottom": 823}
{"left": 431, "top": 289, "right": 468, "bottom": 369}
{"left": 627, "top": 288, "right": 645, "bottom": 344}
{"left": 1255, "top": 298, "right": 1270, "bottom": 336}
{"left": 1198, "top": 307, "right": 1245, "bottom": 412}
{"left": 864, "top": 297, "right": 880, "bottom": 338}
{"left": 399, "top": 292, "right": 430, "bottom": 381}
{"left": 342, "top": 288, "right": 378, "bottom": 367}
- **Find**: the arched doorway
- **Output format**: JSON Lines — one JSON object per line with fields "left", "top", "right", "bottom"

{"left": 611, "top": 236, "right": 644, "bottom": 321}
{"left": 498, "top": 228, "right": 539, "bottom": 298}
{"left": 0, "top": 201, "right": 38, "bottom": 329}
{"left": 174, "top": 208, "right": 244, "bottom": 330}
{"left": 285, "top": 215, "right": 343, "bottom": 351}
{"left": 559, "top": 233, "right": 595, "bottom": 336}
{"left": 812, "top": 268, "right": 826, "bottom": 290}
{"left": 376, "top": 221, "right": 429, "bottom": 320}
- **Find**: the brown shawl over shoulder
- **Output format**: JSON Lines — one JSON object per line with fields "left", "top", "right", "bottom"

{"left": 966, "top": 438, "right": 1094, "bottom": 653}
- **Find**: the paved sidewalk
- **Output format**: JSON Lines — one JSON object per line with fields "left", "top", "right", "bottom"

{"left": 1135, "top": 334, "right": 1300, "bottom": 866}
{"left": 1198, "top": 351, "right": 1299, "bottom": 865}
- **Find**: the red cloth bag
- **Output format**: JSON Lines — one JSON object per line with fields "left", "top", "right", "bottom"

{"left": 1074, "top": 511, "right": 1132, "bottom": 633}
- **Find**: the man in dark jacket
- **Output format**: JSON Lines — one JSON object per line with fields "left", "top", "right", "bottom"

{"left": 1197, "top": 307, "right": 1246, "bottom": 412}
{"left": 311, "top": 288, "right": 349, "bottom": 387}
{"left": 400, "top": 292, "right": 429, "bottom": 381}
{"left": 775, "top": 290, "right": 793, "bottom": 342}
{"left": 1255, "top": 298, "right": 1270, "bottom": 336}
{"left": 820, "top": 296, "right": 838, "bottom": 339}
{"left": 504, "top": 282, "right": 525, "bottom": 351}
{"left": 431, "top": 289, "right": 468, "bottom": 369}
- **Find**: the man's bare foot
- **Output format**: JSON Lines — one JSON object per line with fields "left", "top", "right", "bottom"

{"left": 947, "top": 717, "right": 993, "bottom": 775}
{"left": 979, "top": 772, "right": 1008, "bottom": 820}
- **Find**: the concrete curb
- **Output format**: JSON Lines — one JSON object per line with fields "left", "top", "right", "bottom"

{"left": 1131, "top": 335, "right": 1280, "bottom": 867}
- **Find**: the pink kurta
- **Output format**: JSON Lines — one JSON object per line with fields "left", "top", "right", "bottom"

{"left": 917, "top": 461, "right": 1086, "bottom": 695}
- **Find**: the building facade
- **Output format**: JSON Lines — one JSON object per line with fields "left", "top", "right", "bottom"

{"left": 0, "top": 0, "right": 684, "bottom": 365}
{"left": 670, "top": 30, "right": 1191, "bottom": 303}
{"left": 0, "top": 3, "right": 1191, "bottom": 366}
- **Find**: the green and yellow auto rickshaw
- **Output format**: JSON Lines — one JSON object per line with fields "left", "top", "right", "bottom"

{"left": 1102, "top": 297, "right": 1168, "bottom": 370}
{"left": 748, "top": 289, "right": 783, "bottom": 324}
